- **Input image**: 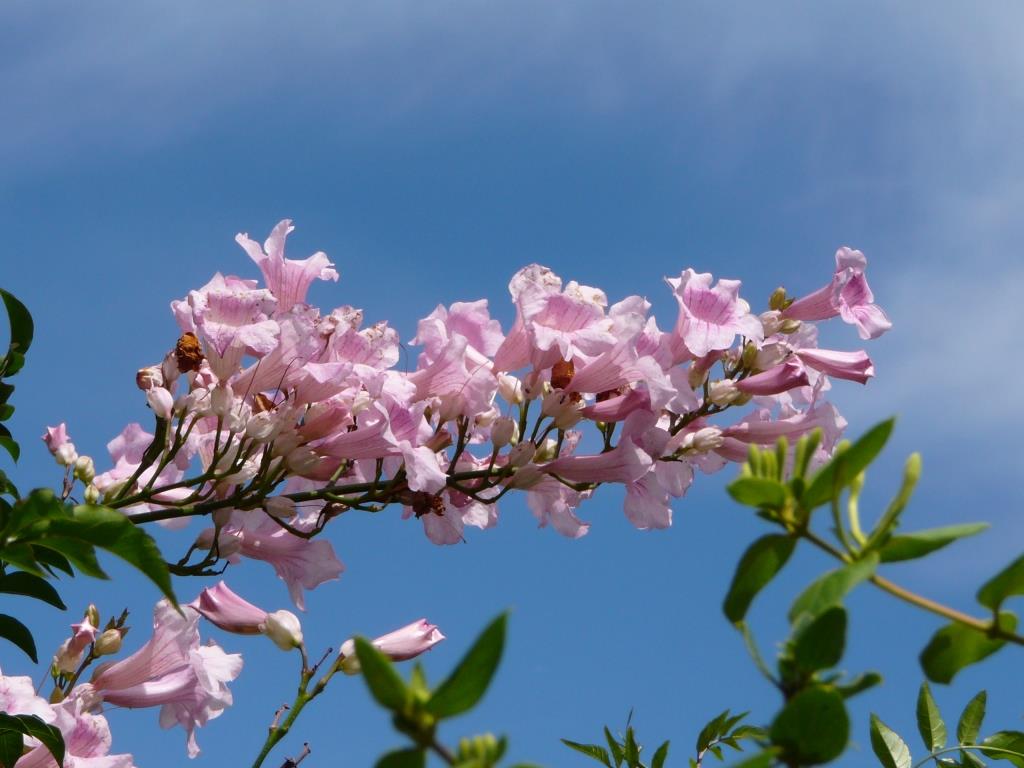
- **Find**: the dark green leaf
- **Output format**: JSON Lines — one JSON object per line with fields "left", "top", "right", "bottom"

{"left": 623, "top": 726, "right": 640, "bottom": 766}
{"left": 0, "top": 714, "right": 64, "bottom": 767}
{"left": 723, "top": 535, "right": 797, "bottom": 623}
{"left": 770, "top": 687, "right": 849, "bottom": 765}
{"left": 724, "top": 751, "right": 780, "bottom": 768}
{"left": 0, "top": 435, "right": 19, "bottom": 463}
{"left": 0, "top": 543, "right": 47, "bottom": 577}
{"left": 917, "top": 681, "right": 947, "bottom": 752}
{"left": 427, "top": 613, "right": 506, "bottom": 718}
{"left": 32, "top": 537, "right": 106, "bottom": 579}
{"left": 0, "top": 613, "right": 37, "bottom": 662}
{"left": 0, "top": 571, "right": 66, "bottom": 609}
{"left": 921, "top": 616, "right": 1015, "bottom": 684}
{"left": 0, "top": 289, "right": 34, "bottom": 358}
{"left": 793, "top": 606, "right": 847, "bottom": 674}
{"left": 604, "top": 726, "right": 624, "bottom": 768}
{"left": 31, "top": 545, "right": 73, "bottom": 576}
{"left": 982, "top": 731, "right": 1024, "bottom": 767}
{"left": 697, "top": 710, "right": 731, "bottom": 752}
{"left": 651, "top": 741, "right": 670, "bottom": 768}
{"left": 727, "top": 478, "right": 788, "bottom": 510}
{"left": 788, "top": 554, "right": 878, "bottom": 623}
{"left": 49, "top": 505, "right": 175, "bottom": 604}
{"left": 803, "top": 419, "right": 895, "bottom": 509}
{"left": 978, "top": 555, "right": 1024, "bottom": 612}
{"left": 957, "top": 691, "right": 987, "bottom": 744}
{"left": 374, "top": 748, "right": 426, "bottom": 768}
{"left": 870, "top": 714, "right": 912, "bottom": 768}
{"left": 879, "top": 524, "right": 989, "bottom": 563}
{"left": 561, "top": 740, "right": 612, "bottom": 766}
{"left": 0, "top": 730, "right": 23, "bottom": 768}
{"left": 355, "top": 637, "right": 410, "bottom": 711}
{"left": 0, "top": 468, "right": 18, "bottom": 498}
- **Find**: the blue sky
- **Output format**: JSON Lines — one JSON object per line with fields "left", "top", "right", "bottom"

{"left": 2, "top": 2, "right": 1023, "bottom": 766}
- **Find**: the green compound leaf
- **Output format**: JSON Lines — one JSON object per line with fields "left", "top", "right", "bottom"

{"left": 723, "top": 535, "right": 796, "bottom": 623}
{"left": 870, "top": 714, "right": 912, "bottom": 768}
{"left": 427, "top": 613, "right": 506, "bottom": 719}
{"left": 770, "top": 687, "right": 849, "bottom": 765}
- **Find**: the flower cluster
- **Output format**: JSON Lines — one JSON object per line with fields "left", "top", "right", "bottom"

{"left": 46, "top": 222, "right": 890, "bottom": 608}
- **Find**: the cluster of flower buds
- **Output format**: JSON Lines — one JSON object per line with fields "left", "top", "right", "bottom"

{"left": 45, "top": 221, "right": 890, "bottom": 608}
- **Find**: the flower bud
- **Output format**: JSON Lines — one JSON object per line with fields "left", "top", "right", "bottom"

{"left": 264, "top": 496, "right": 296, "bottom": 519}
{"left": 83, "top": 484, "right": 100, "bottom": 503}
{"left": 760, "top": 310, "right": 782, "bottom": 337}
{"left": 490, "top": 417, "right": 519, "bottom": 449}
{"left": 94, "top": 628, "right": 124, "bottom": 656}
{"left": 708, "top": 379, "right": 740, "bottom": 406}
{"left": 55, "top": 442, "right": 78, "bottom": 467}
{"left": 85, "top": 605, "right": 100, "bottom": 627}
{"left": 769, "top": 286, "right": 788, "bottom": 311}
{"left": 541, "top": 390, "right": 583, "bottom": 429}
{"left": 779, "top": 318, "right": 802, "bottom": 334}
{"left": 210, "top": 384, "right": 234, "bottom": 418}
{"left": 520, "top": 371, "right": 546, "bottom": 401}
{"left": 136, "top": 366, "right": 163, "bottom": 391}
{"left": 161, "top": 350, "right": 181, "bottom": 388}
{"left": 507, "top": 441, "right": 536, "bottom": 468}
{"left": 339, "top": 619, "right": 444, "bottom": 675}
{"left": 263, "top": 610, "right": 304, "bottom": 651}
{"left": 73, "top": 455, "right": 96, "bottom": 484}
{"left": 497, "top": 373, "right": 524, "bottom": 405}
{"left": 146, "top": 387, "right": 174, "bottom": 419}
{"left": 533, "top": 437, "right": 559, "bottom": 463}
{"left": 286, "top": 447, "right": 320, "bottom": 475}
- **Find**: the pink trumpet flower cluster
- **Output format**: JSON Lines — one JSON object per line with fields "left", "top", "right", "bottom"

{"left": 46, "top": 222, "right": 889, "bottom": 608}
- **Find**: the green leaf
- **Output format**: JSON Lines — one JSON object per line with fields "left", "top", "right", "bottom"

{"left": 32, "top": 537, "right": 106, "bottom": 579}
{"left": 870, "top": 714, "right": 912, "bottom": 768}
{"left": 770, "top": 687, "right": 849, "bottom": 765}
{"left": 921, "top": 616, "right": 1015, "bottom": 684}
{"left": 0, "top": 729, "right": 21, "bottom": 768}
{"left": 0, "top": 571, "right": 66, "bottom": 609}
{"left": 0, "top": 434, "right": 19, "bottom": 463}
{"left": 604, "top": 726, "right": 624, "bottom": 768}
{"left": 374, "top": 748, "right": 426, "bottom": 768}
{"left": 353, "top": 637, "right": 409, "bottom": 711}
{"left": 49, "top": 505, "right": 175, "bottom": 604}
{"left": 0, "top": 613, "right": 37, "bottom": 662}
{"left": 982, "top": 731, "right": 1024, "bottom": 767}
{"left": 978, "top": 554, "right": 1024, "bottom": 612}
{"left": 30, "top": 545, "right": 74, "bottom": 576}
{"left": 561, "top": 740, "right": 612, "bottom": 766}
{"left": 803, "top": 419, "right": 895, "bottom": 509}
{"left": 723, "top": 535, "right": 797, "bottom": 623}
{"left": 623, "top": 726, "right": 640, "bottom": 766}
{"left": 916, "top": 681, "right": 947, "bottom": 752}
{"left": 879, "top": 524, "right": 989, "bottom": 563}
{"left": 793, "top": 606, "right": 847, "bottom": 674}
{"left": 0, "top": 289, "right": 34, "bottom": 358}
{"left": 651, "top": 741, "right": 670, "bottom": 768}
{"left": 727, "top": 478, "right": 788, "bottom": 510}
{"left": 835, "top": 671, "right": 883, "bottom": 699}
{"left": 957, "top": 691, "right": 988, "bottom": 745}
{"left": 724, "top": 751, "right": 780, "bottom": 768}
{"left": 427, "top": 613, "right": 506, "bottom": 718}
{"left": 0, "top": 543, "right": 48, "bottom": 577}
{"left": 788, "top": 554, "right": 879, "bottom": 623}
{"left": 0, "top": 714, "right": 64, "bottom": 768}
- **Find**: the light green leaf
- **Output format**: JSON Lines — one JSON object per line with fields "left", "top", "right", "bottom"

{"left": 427, "top": 613, "right": 506, "bottom": 719}
{"left": 836, "top": 671, "right": 883, "bottom": 699}
{"left": 723, "top": 535, "right": 797, "bottom": 623}
{"left": 982, "top": 730, "right": 1024, "bottom": 767}
{"left": 803, "top": 419, "right": 895, "bottom": 509}
{"left": 651, "top": 740, "right": 670, "bottom": 768}
{"left": 916, "top": 681, "right": 947, "bottom": 752}
{"left": 561, "top": 740, "right": 612, "bottom": 766}
{"left": 978, "top": 554, "right": 1024, "bottom": 612}
{"left": 727, "top": 478, "right": 788, "bottom": 510}
{"left": 374, "top": 748, "right": 426, "bottom": 768}
{"left": 870, "top": 714, "right": 912, "bottom": 768}
{"left": 879, "top": 524, "right": 989, "bottom": 563}
{"left": 788, "top": 554, "right": 878, "bottom": 623}
{"left": 354, "top": 637, "right": 409, "bottom": 712}
{"left": 957, "top": 691, "right": 988, "bottom": 745}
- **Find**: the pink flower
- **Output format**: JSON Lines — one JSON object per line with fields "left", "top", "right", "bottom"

{"left": 87, "top": 600, "right": 242, "bottom": 758}
{"left": 543, "top": 440, "right": 654, "bottom": 485}
{"left": 17, "top": 698, "right": 136, "bottom": 768}
{"left": 667, "top": 269, "right": 763, "bottom": 358}
{"left": 42, "top": 423, "right": 78, "bottom": 466}
{"left": 526, "top": 477, "right": 591, "bottom": 538}
{"left": 189, "top": 582, "right": 267, "bottom": 635}
{"left": 782, "top": 247, "right": 892, "bottom": 340}
{"left": 413, "top": 300, "right": 505, "bottom": 366}
{"left": 0, "top": 670, "right": 54, "bottom": 722}
{"left": 735, "top": 359, "right": 810, "bottom": 396}
{"left": 236, "top": 219, "right": 339, "bottom": 313}
{"left": 794, "top": 348, "right": 875, "bottom": 384}
{"left": 339, "top": 619, "right": 445, "bottom": 673}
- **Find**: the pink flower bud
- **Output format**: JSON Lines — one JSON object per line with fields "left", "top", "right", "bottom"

{"left": 508, "top": 442, "right": 536, "bottom": 468}
{"left": 497, "top": 373, "right": 524, "bottom": 404}
{"left": 491, "top": 417, "right": 519, "bottom": 448}
{"left": 264, "top": 496, "right": 296, "bottom": 519}
{"left": 190, "top": 581, "right": 267, "bottom": 635}
{"left": 136, "top": 365, "right": 164, "bottom": 391}
{"left": 707, "top": 379, "right": 740, "bottom": 406}
{"left": 210, "top": 384, "right": 234, "bottom": 418}
{"left": 339, "top": 619, "right": 445, "bottom": 674}
{"left": 146, "top": 387, "right": 174, "bottom": 419}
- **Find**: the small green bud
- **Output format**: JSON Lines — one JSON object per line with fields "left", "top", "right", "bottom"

{"left": 769, "top": 286, "right": 788, "bottom": 311}
{"left": 94, "top": 628, "right": 124, "bottom": 656}
{"left": 779, "top": 319, "right": 802, "bottom": 334}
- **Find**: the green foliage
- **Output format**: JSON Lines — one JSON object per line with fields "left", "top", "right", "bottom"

{"left": 427, "top": 613, "right": 507, "bottom": 718}
{"left": 722, "top": 535, "right": 796, "bottom": 623}
{"left": 563, "top": 716, "right": 676, "bottom": 768}
{"left": 957, "top": 691, "right": 987, "bottom": 745}
{"left": 978, "top": 554, "right": 1024, "bottom": 613}
{"left": 0, "top": 713, "right": 64, "bottom": 768}
{"left": 920, "top": 614, "right": 1016, "bottom": 684}
{"left": 791, "top": 606, "right": 847, "bottom": 675}
{"left": 802, "top": 418, "right": 895, "bottom": 510}
{"left": 878, "top": 524, "right": 988, "bottom": 563}
{"left": 355, "top": 637, "right": 411, "bottom": 711}
{"left": 983, "top": 731, "right": 1024, "bottom": 767}
{"left": 788, "top": 555, "right": 878, "bottom": 623}
{"left": 0, "top": 288, "right": 33, "bottom": 464}
{"left": 916, "top": 681, "right": 947, "bottom": 752}
{"left": 375, "top": 748, "right": 426, "bottom": 768}
{"left": 770, "top": 686, "right": 849, "bottom": 765}
{"left": 869, "top": 715, "right": 912, "bottom": 768}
